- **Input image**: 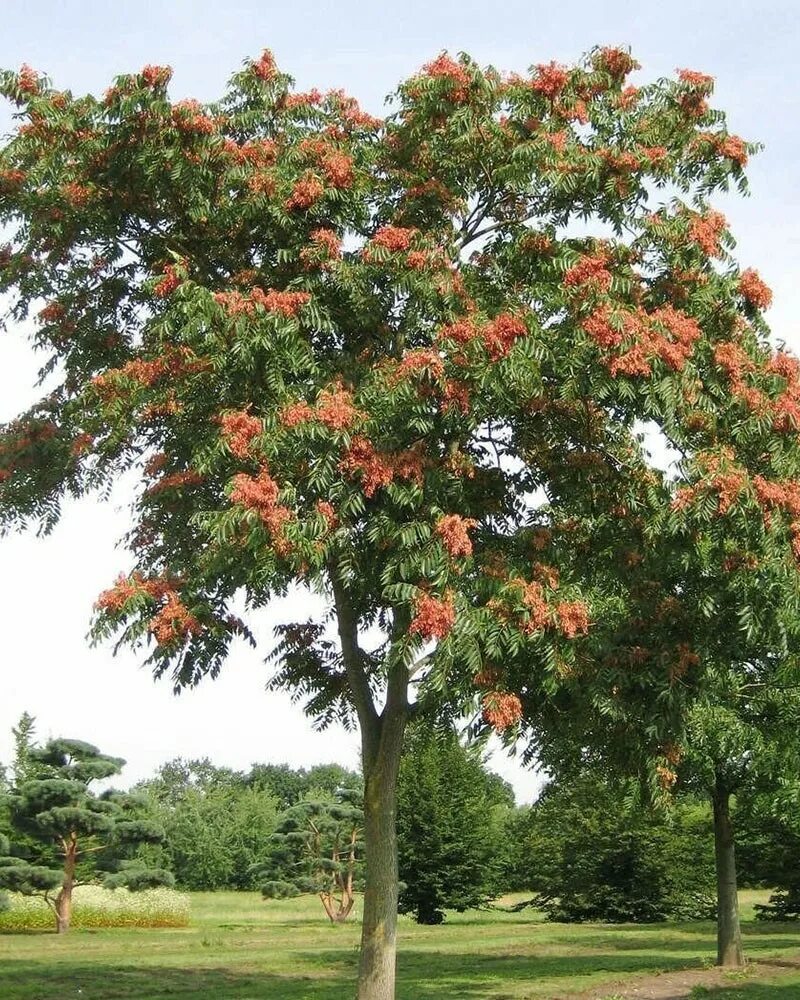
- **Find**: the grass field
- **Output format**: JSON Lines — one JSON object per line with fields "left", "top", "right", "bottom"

{"left": 1, "top": 890, "right": 799, "bottom": 999}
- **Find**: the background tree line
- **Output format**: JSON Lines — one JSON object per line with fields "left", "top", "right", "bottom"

{"left": 2, "top": 714, "right": 799, "bottom": 925}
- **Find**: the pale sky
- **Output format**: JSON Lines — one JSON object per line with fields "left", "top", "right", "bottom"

{"left": 0, "top": 0, "right": 798, "bottom": 802}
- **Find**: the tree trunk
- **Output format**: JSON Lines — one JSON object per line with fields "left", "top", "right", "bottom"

{"left": 712, "top": 779, "right": 744, "bottom": 967}
{"left": 357, "top": 738, "right": 403, "bottom": 1000}
{"left": 331, "top": 569, "right": 408, "bottom": 1000}
{"left": 55, "top": 840, "right": 77, "bottom": 935}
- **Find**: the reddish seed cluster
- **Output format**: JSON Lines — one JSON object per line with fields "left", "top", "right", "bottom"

{"left": 62, "top": 182, "right": 92, "bottom": 208}
{"left": 252, "top": 50, "right": 278, "bottom": 81}
{"left": 38, "top": 301, "right": 66, "bottom": 323}
{"left": 154, "top": 264, "right": 182, "bottom": 298}
{"left": 283, "top": 89, "right": 323, "bottom": 109}
{"left": 214, "top": 287, "right": 311, "bottom": 318}
{"left": 230, "top": 466, "right": 292, "bottom": 535}
{"left": 677, "top": 68, "right": 715, "bottom": 89}
{"left": 409, "top": 591, "right": 456, "bottom": 640}
{"left": 141, "top": 65, "right": 172, "bottom": 88}
{"left": 370, "top": 226, "right": 417, "bottom": 252}
{"left": 95, "top": 572, "right": 176, "bottom": 613}
{"left": 286, "top": 173, "right": 325, "bottom": 211}
{"left": 419, "top": 54, "right": 472, "bottom": 102}
{"left": 531, "top": 61, "right": 569, "bottom": 99}
{"left": 17, "top": 64, "right": 39, "bottom": 95}
{"left": 339, "top": 437, "right": 424, "bottom": 497}
{"left": 753, "top": 476, "right": 800, "bottom": 519}
{"left": 309, "top": 228, "right": 341, "bottom": 258}
{"left": 564, "top": 253, "right": 613, "bottom": 292}
{"left": 320, "top": 151, "right": 354, "bottom": 188}
{"left": 315, "top": 499, "right": 338, "bottom": 529}
{"left": 92, "top": 347, "right": 207, "bottom": 396}
{"left": 149, "top": 591, "right": 201, "bottom": 647}
{"left": 172, "top": 99, "right": 217, "bottom": 135}
{"left": 481, "top": 691, "right": 523, "bottom": 731}
{"left": 224, "top": 137, "right": 277, "bottom": 166}
{"left": 582, "top": 305, "right": 625, "bottom": 348}
{"left": 688, "top": 210, "right": 727, "bottom": 257}
{"left": 221, "top": 410, "right": 262, "bottom": 458}
{"left": 394, "top": 349, "right": 445, "bottom": 382}
{"left": 555, "top": 600, "right": 590, "bottom": 638}
{"left": 656, "top": 765, "right": 678, "bottom": 790}
{"left": 739, "top": 268, "right": 773, "bottom": 310}
{"left": 280, "top": 400, "right": 316, "bottom": 427}
{"left": 436, "top": 514, "right": 477, "bottom": 558}
{"left": 441, "top": 379, "right": 471, "bottom": 414}
{"left": 145, "top": 470, "right": 204, "bottom": 496}
{"left": 595, "top": 47, "right": 639, "bottom": 80}
{"left": 316, "top": 383, "right": 363, "bottom": 430}
{"left": 483, "top": 314, "right": 527, "bottom": 360}
{"left": 515, "top": 579, "right": 551, "bottom": 634}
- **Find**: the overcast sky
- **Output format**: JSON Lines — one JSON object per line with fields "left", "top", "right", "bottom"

{"left": 1, "top": 0, "right": 798, "bottom": 802}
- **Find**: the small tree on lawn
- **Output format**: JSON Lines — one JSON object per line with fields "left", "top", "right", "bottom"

{"left": 259, "top": 787, "right": 363, "bottom": 922}
{"left": 0, "top": 739, "right": 173, "bottom": 933}
{"left": 396, "top": 722, "right": 507, "bottom": 923}
{"left": 3, "top": 46, "right": 800, "bottom": 996}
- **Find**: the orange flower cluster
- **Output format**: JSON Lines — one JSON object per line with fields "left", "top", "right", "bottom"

{"left": 141, "top": 65, "right": 172, "bottom": 87}
{"left": 409, "top": 591, "right": 456, "bottom": 640}
{"left": 17, "top": 64, "right": 40, "bottom": 95}
{"left": 213, "top": 287, "right": 311, "bottom": 317}
{"left": 230, "top": 467, "right": 291, "bottom": 534}
{"left": 394, "top": 349, "right": 445, "bottom": 382}
{"left": 753, "top": 476, "right": 800, "bottom": 519}
{"left": 280, "top": 384, "right": 362, "bottom": 431}
{"left": 224, "top": 137, "right": 277, "bottom": 166}
{"left": 595, "top": 48, "right": 638, "bottom": 80}
{"left": 252, "top": 50, "right": 278, "bottom": 81}
{"left": 62, "top": 182, "right": 92, "bottom": 208}
{"left": 441, "top": 379, "right": 471, "bottom": 414}
{"left": 516, "top": 578, "right": 551, "bottom": 634}
{"left": 93, "top": 347, "right": 207, "bottom": 395}
{"left": 316, "top": 383, "right": 363, "bottom": 430}
{"left": 145, "top": 470, "right": 204, "bottom": 495}
{"left": 154, "top": 264, "right": 182, "bottom": 298}
{"left": 172, "top": 99, "right": 217, "bottom": 134}
{"left": 95, "top": 572, "right": 176, "bottom": 613}
{"left": 286, "top": 173, "right": 324, "bottom": 210}
{"left": 564, "top": 253, "right": 613, "bottom": 292}
{"left": 481, "top": 691, "right": 523, "bottom": 731}
{"left": 149, "top": 591, "right": 201, "bottom": 647}
{"left": 339, "top": 437, "right": 425, "bottom": 497}
{"left": 420, "top": 55, "right": 472, "bottom": 102}
{"left": 677, "top": 68, "right": 714, "bottom": 89}
{"left": 688, "top": 210, "right": 727, "bottom": 257}
{"left": 315, "top": 499, "right": 338, "bottom": 528}
{"left": 531, "top": 61, "right": 569, "bottom": 99}
{"left": 370, "top": 226, "right": 417, "bottom": 252}
{"left": 739, "top": 268, "right": 772, "bottom": 310}
{"left": 483, "top": 314, "right": 527, "bottom": 360}
{"left": 555, "top": 600, "right": 590, "bottom": 638}
{"left": 221, "top": 410, "right": 262, "bottom": 458}
{"left": 436, "top": 514, "right": 477, "bottom": 558}
{"left": 306, "top": 228, "right": 341, "bottom": 259}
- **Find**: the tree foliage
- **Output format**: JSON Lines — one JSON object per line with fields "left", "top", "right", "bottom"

{"left": 396, "top": 723, "right": 510, "bottom": 923}
{"left": 0, "top": 738, "right": 172, "bottom": 932}
{"left": 2, "top": 45, "right": 800, "bottom": 994}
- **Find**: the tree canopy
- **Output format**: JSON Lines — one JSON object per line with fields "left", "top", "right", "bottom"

{"left": 2, "top": 46, "right": 799, "bottom": 996}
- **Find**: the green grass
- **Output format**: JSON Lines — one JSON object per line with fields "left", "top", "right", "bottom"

{"left": 0, "top": 889, "right": 798, "bottom": 999}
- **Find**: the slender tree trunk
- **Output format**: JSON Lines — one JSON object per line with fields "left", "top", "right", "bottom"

{"left": 357, "top": 727, "right": 405, "bottom": 1000}
{"left": 712, "top": 779, "right": 744, "bottom": 968}
{"left": 55, "top": 839, "right": 77, "bottom": 934}
{"left": 331, "top": 567, "right": 409, "bottom": 1000}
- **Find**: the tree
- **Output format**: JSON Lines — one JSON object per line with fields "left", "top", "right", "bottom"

{"left": 10, "top": 712, "right": 39, "bottom": 786}
{"left": 676, "top": 689, "right": 800, "bottom": 961}
{"left": 258, "top": 787, "right": 364, "bottom": 922}
{"left": 510, "top": 775, "right": 715, "bottom": 923}
{"left": 0, "top": 739, "right": 172, "bottom": 933}
{"left": 2, "top": 47, "right": 798, "bottom": 996}
{"left": 396, "top": 723, "right": 508, "bottom": 923}
{"left": 134, "top": 758, "right": 280, "bottom": 889}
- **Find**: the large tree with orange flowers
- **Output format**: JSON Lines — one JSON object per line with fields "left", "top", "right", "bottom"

{"left": 2, "top": 47, "right": 799, "bottom": 996}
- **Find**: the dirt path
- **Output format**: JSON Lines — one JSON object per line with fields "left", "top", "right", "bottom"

{"left": 567, "top": 956, "right": 800, "bottom": 999}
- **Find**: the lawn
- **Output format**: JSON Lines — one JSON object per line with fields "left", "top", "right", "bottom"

{"left": 0, "top": 890, "right": 798, "bottom": 999}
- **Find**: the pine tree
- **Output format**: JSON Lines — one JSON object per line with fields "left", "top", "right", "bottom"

{"left": 0, "top": 738, "right": 173, "bottom": 933}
